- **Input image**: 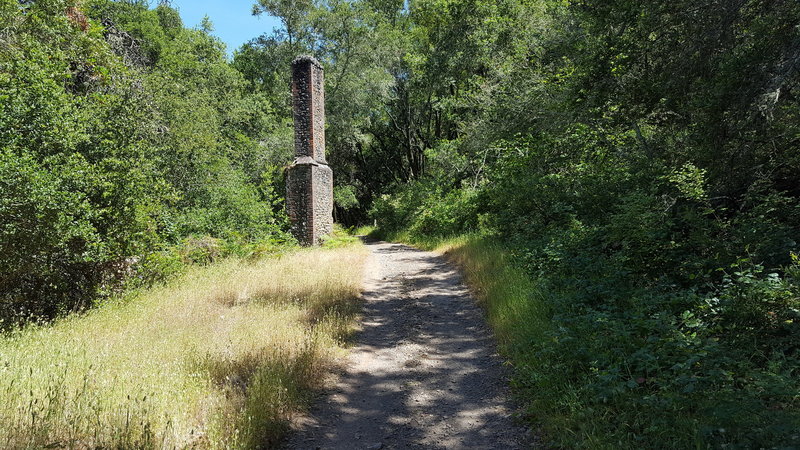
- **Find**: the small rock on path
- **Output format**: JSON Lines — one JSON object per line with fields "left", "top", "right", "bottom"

{"left": 283, "top": 240, "right": 530, "bottom": 449}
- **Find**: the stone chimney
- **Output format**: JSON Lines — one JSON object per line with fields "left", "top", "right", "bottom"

{"left": 286, "top": 56, "right": 334, "bottom": 246}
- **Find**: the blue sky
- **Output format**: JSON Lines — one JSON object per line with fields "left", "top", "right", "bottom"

{"left": 165, "top": 0, "right": 281, "bottom": 55}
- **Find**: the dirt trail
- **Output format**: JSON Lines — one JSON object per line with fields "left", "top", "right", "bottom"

{"left": 283, "top": 240, "right": 530, "bottom": 449}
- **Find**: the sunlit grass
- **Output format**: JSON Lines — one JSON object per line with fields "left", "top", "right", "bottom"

{"left": 369, "top": 231, "right": 548, "bottom": 340}
{"left": 432, "top": 237, "right": 550, "bottom": 350}
{"left": 0, "top": 245, "right": 368, "bottom": 448}
{"left": 350, "top": 225, "right": 376, "bottom": 237}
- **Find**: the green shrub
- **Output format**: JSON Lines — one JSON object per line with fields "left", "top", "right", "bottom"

{"left": 132, "top": 250, "right": 186, "bottom": 288}
{"left": 379, "top": 131, "right": 800, "bottom": 447}
{"left": 370, "top": 180, "right": 480, "bottom": 238}
{"left": 369, "top": 180, "right": 435, "bottom": 232}
{"left": 408, "top": 188, "right": 480, "bottom": 237}
{"left": 0, "top": 150, "right": 100, "bottom": 320}
{"left": 177, "top": 236, "right": 224, "bottom": 265}
{"left": 0, "top": 1, "right": 293, "bottom": 321}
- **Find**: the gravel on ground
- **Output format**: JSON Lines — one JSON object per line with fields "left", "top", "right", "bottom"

{"left": 283, "top": 240, "right": 531, "bottom": 449}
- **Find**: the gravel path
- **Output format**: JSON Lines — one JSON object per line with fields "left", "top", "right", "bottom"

{"left": 283, "top": 240, "right": 530, "bottom": 449}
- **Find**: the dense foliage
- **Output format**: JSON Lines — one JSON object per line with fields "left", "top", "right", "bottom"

{"left": 253, "top": 0, "right": 799, "bottom": 446}
{"left": 0, "top": 0, "right": 293, "bottom": 321}
{"left": 3, "top": 0, "right": 799, "bottom": 446}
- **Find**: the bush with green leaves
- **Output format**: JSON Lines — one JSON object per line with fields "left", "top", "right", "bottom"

{"left": 374, "top": 125, "right": 799, "bottom": 446}
{"left": 0, "top": 0, "right": 163, "bottom": 320}
{"left": 370, "top": 180, "right": 481, "bottom": 237}
{"left": 1, "top": 0, "right": 293, "bottom": 321}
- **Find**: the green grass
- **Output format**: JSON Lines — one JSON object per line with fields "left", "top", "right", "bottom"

{"left": 350, "top": 225, "right": 377, "bottom": 237}
{"left": 0, "top": 244, "right": 368, "bottom": 448}
{"left": 320, "top": 224, "right": 365, "bottom": 248}
{"left": 402, "top": 234, "right": 553, "bottom": 369}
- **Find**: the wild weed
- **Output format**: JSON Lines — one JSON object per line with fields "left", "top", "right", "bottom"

{"left": 0, "top": 245, "right": 367, "bottom": 448}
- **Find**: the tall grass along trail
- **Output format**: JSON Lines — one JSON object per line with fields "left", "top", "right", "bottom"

{"left": 284, "top": 241, "right": 529, "bottom": 449}
{"left": 0, "top": 247, "right": 368, "bottom": 448}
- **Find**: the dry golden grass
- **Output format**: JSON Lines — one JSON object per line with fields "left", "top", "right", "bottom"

{"left": 0, "top": 245, "right": 368, "bottom": 449}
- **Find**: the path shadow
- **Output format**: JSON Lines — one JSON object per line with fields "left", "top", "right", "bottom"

{"left": 283, "top": 241, "right": 526, "bottom": 450}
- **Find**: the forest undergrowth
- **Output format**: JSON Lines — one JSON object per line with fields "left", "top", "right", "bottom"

{"left": 374, "top": 226, "right": 799, "bottom": 448}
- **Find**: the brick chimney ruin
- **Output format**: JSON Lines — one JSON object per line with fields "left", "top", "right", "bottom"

{"left": 286, "top": 56, "right": 334, "bottom": 246}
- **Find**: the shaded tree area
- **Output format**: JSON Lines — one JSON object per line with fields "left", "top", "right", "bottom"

{"left": 247, "top": 0, "right": 800, "bottom": 446}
